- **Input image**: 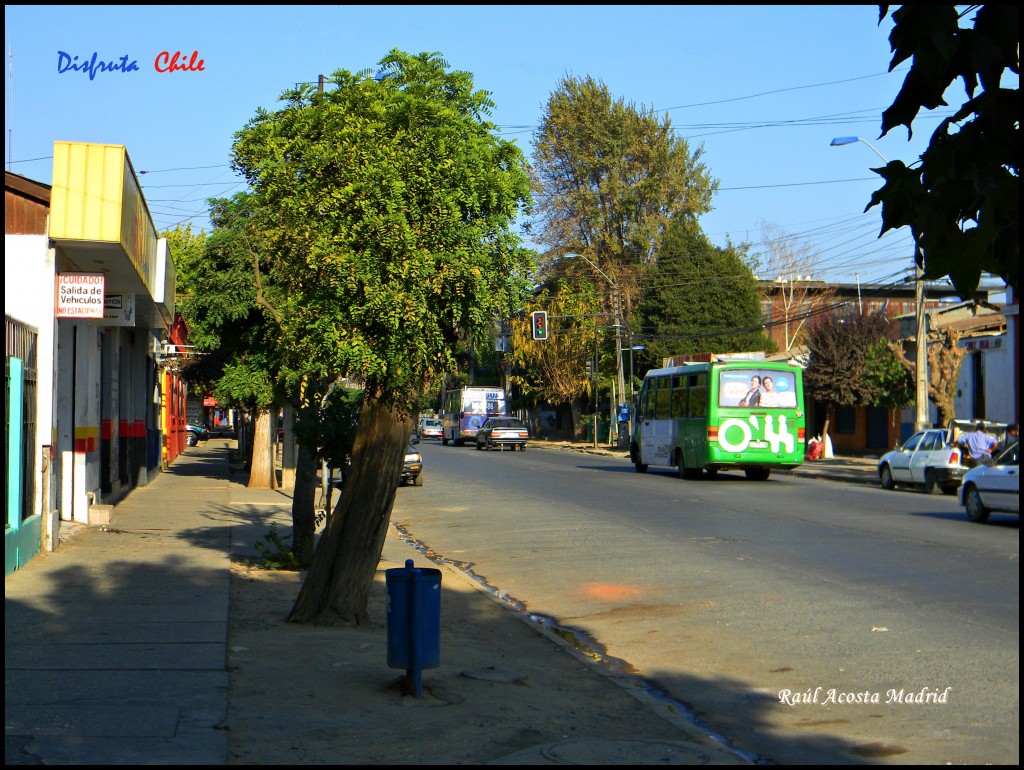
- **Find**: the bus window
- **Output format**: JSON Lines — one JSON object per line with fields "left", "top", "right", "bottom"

{"left": 642, "top": 383, "right": 653, "bottom": 420}
{"left": 688, "top": 374, "right": 707, "bottom": 418}
{"left": 655, "top": 376, "right": 672, "bottom": 419}
{"left": 671, "top": 383, "right": 687, "bottom": 418}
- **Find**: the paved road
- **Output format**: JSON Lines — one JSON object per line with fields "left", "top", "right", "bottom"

{"left": 392, "top": 440, "right": 1020, "bottom": 765}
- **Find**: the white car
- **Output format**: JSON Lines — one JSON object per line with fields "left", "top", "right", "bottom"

{"left": 877, "top": 428, "right": 965, "bottom": 495}
{"left": 417, "top": 417, "right": 443, "bottom": 440}
{"left": 958, "top": 441, "right": 1019, "bottom": 523}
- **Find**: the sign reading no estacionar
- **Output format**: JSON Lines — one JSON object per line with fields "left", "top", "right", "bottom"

{"left": 56, "top": 273, "right": 105, "bottom": 319}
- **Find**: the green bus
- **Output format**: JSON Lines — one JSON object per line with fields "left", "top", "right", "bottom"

{"left": 630, "top": 361, "right": 805, "bottom": 480}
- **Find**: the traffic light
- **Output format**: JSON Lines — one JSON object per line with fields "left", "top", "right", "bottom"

{"left": 531, "top": 310, "right": 549, "bottom": 341}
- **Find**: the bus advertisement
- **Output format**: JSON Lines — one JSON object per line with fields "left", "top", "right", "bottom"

{"left": 441, "top": 387, "right": 507, "bottom": 446}
{"left": 630, "top": 361, "right": 805, "bottom": 480}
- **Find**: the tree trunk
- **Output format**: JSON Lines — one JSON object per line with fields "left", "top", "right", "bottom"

{"left": 247, "top": 407, "right": 277, "bottom": 489}
{"left": 927, "top": 330, "right": 965, "bottom": 429}
{"left": 570, "top": 398, "right": 585, "bottom": 441}
{"left": 288, "top": 397, "right": 411, "bottom": 625}
{"left": 280, "top": 403, "right": 296, "bottom": 491}
{"left": 290, "top": 442, "right": 319, "bottom": 567}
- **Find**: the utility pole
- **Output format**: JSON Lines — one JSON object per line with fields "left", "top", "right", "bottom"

{"left": 593, "top": 321, "right": 599, "bottom": 449}
{"left": 914, "top": 257, "right": 930, "bottom": 431}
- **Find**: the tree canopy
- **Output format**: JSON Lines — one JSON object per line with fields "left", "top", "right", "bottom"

{"left": 530, "top": 75, "right": 718, "bottom": 320}
{"left": 231, "top": 51, "right": 534, "bottom": 408}
{"left": 804, "top": 310, "right": 904, "bottom": 410}
{"left": 635, "top": 219, "right": 775, "bottom": 368}
{"left": 868, "top": 5, "right": 1018, "bottom": 297}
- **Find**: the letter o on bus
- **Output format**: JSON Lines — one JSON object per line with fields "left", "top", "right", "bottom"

{"left": 718, "top": 418, "right": 752, "bottom": 453}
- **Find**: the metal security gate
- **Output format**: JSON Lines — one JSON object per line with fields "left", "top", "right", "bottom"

{"left": 5, "top": 316, "right": 39, "bottom": 573}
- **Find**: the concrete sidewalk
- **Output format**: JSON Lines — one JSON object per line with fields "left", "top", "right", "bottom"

{"left": 5, "top": 441, "right": 240, "bottom": 765}
{"left": 6, "top": 436, "right": 878, "bottom": 765}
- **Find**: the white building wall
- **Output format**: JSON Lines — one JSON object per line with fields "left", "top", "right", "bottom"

{"left": 4, "top": 235, "right": 57, "bottom": 536}
{"left": 954, "top": 335, "right": 1013, "bottom": 424}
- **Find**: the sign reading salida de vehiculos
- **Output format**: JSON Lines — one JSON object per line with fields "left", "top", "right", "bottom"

{"left": 56, "top": 273, "right": 105, "bottom": 319}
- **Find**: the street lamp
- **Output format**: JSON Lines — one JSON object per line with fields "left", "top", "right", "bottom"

{"left": 830, "top": 136, "right": 930, "bottom": 431}
{"left": 562, "top": 253, "right": 627, "bottom": 443}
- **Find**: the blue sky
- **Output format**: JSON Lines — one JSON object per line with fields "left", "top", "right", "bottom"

{"left": 3, "top": 5, "right": 981, "bottom": 287}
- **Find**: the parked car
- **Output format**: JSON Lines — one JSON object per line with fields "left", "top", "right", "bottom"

{"left": 475, "top": 417, "right": 530, "bottom": 451}
{"left": 400, "top": 436, "right": 424, "bottom": 486}
{"left": 958, "top": 441, "right": 1019, "bottom": 523}
{"left": 185, "top": 423, "right": 209, "bottom": 447}
{"left": 877, "top": 428, "right": 965, "bottom": 495}
{"left": 417, "top": 417, "right": 443, "bottom": 440}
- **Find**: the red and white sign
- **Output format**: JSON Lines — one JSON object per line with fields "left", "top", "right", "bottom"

{"left": 56, "top": 273, "right": 105, "bottom": 318}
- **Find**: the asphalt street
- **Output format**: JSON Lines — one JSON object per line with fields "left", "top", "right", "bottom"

{"left": 392, "top": 439, "right": 1020, "bottom": 765}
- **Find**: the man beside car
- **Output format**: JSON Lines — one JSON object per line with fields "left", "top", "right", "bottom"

{"left": 960, "top": 421, "right": 998, "bottom": 466}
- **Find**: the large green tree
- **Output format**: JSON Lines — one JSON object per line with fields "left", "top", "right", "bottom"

{"left": 868, "top": 5, "right": 1018, "bottom": 297}
{"left": 530, "top": 75, "right": 718, "bottom": 322}
{"left": 636, "top": 220, "right": 775, "bottom": 368}
{"left": 230, "top": 50, "right": 533, "bottom": 624}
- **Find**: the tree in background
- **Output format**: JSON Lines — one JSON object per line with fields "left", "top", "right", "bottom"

{"left": 530, "top": 75, "right": 717, "bottom": 324}
{"left": 511, "top": 280, "right": 602, "bottom": 440}
{"left": 886, "top": 328, "right": 965, "bottom": 427}
{"left": 868, "top": 5, "right": 1018, "bottom": 298}
{"left": 756, "top": 222, "right": 836, "bottom": 352}
{"left": 163, "top": 223, "right": 207, "bottom": 299}
{"left": 174, "top": 195, "right": 291, "bottom": 490}
{"left": 635, "top": 219, "right": 775, "bottom": 369}
{"left": 865, "top": 337, "right": 915, "bottom": 437}
{"left": 804, "top": 310, "right": 907, "bottom": 437}
{"left": 230, "top": 50, "right": 533, "bottom": 625}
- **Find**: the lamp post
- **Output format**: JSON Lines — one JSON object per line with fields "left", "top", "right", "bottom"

{"left": 830, "top": 136, "right": 930, "bottom": 431}
{"left": 563, "top": 253, "right": 627, "bottom": 442}
{"left": 626, "top": 342, "right": 644, "bottom": 440}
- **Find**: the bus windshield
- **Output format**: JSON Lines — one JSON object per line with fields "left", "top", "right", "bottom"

{"left": 719, "top": 368, "right": 798, "bottom": 409}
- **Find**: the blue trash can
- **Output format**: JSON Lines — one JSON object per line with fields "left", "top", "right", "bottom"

{"left": 385, "top": 560, "right": 441, "bottom": 696}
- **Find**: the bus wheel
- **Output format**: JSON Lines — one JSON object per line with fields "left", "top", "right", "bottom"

{"left": 631, "top": 446, "right": 647, "bottom": 473}
{"left": 677, "top": 452, "right": 700, "bottom": 480}
{"left": 442, "top": 435, "right": 449, "bottom": 446}
{"left": 745, "top": 467, "right": 771, "bottom": 481}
